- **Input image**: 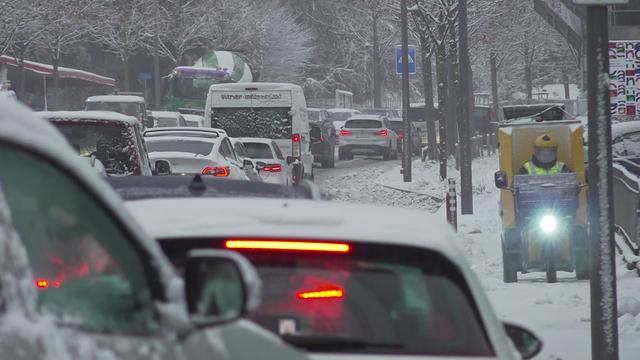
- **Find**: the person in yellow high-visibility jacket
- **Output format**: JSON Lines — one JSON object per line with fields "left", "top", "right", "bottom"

{"left": 518, "top": 134, "right": 572, "bottom": 175}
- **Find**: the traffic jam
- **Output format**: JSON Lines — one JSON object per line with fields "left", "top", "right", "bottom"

{"left": 1, "top": 1, "right": 639, "bottom": 360}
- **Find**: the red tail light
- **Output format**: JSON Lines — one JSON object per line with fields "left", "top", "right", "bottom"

{"left": 320, "top": 135, "right": 326, "bottom": 142}
{"left": 297, "top": 287, "right": 344, "bottom": 300}
{"left": 35, "top": 279, "right": 49, "bottom": 289}
{"left": 398, "top": 131, "right": 405, "bottom": 139}
{"left": 339, "top": 129, "right": 352, "bottom": 137}
{"left": 375, "top": 129, "right": 388, "bottom": 137}
{"left": 202, "top": 166, "right": 230, "bottom": 177}
{"left": 262, "top": 164, "right": 282, "bottom": 172}
{"left": 292, "top": 133, "right": 301, "bottom": 157}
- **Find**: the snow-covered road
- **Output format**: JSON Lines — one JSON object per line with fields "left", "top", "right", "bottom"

{"left": 314, "top": 155, "right": 640, "bottom": 360}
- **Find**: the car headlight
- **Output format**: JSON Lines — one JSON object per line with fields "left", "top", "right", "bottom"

{"left": 539, "top": 215, "right": 558, "bottom": 234}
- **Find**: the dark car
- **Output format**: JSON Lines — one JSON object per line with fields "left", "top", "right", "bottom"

{"left": 309, "top": 120, "right": 336, "bottom": 168}
{"left": 40, "top": 111, "right": 154, "bottom": 176}
{"left": 388, "top": 118, "right": 422, "bottom": 156}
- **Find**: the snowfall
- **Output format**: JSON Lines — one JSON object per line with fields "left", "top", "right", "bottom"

{"left": 315, "top": 154, "right": 640, "bottom": 360}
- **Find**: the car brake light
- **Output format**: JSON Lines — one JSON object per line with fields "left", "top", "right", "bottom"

{"left": 224, "top": 240, "right": 351, "bottom": 253}
{"left": 320, "top": 135, "right": 326, "bottom": 142}
{"left": 292, "top": 133, "right": 301, "bottom": 157}
{"left": 202, "top": 166, "right": 230, "bottom": 177}
{"left": 297, "top": 287, "right": 344, "bottom": 300}
{"left": 262, "top": 164, "right": 282, "bottom": 172}
{"left": 375, "top": 129, "right": 388, "bottom": 137}
{"left": 35, "top": 279, "right": 49, "bottom": 289}
{"left": 339, "top": 129, "right": 352, "bottom": 137}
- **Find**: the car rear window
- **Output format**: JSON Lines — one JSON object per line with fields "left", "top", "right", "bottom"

{"left": 159, "top": 239, "right": 494, "bottom": 357}
{"left": 146, "top": 139, "right": 214, "bottom": 156}
{"left": 345, "top": 119, "right": 383, "bottom": 129}
{"left": 243, "top": 142, "right": 274, "bottom": 159}
{"left": 52, "top": 120, "right": 139, "bottom": 176}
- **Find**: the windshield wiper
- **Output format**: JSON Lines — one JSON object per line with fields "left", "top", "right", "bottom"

{"left": 281, "top": 333, "right": 403, "bottom": 352}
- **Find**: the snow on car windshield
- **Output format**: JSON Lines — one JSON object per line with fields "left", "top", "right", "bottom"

{"left": 52, "top": 121, "right": 138, "bottom": 176}
{"left": 212, "top": 108, "right": 292, "bottom": 139}
{"left": 146, "top": 139, "right": 214, "bottom": 156}
{"left": 86, "top": 102, "right": 141, "bottom": 119}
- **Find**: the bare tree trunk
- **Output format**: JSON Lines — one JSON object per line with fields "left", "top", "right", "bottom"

{"left": 490, "top": 53, "right": 500, "bottom": 122}
{"left": 436, "top": 43, "right": 448, "bottom": 180}
{"left": 123, "top": 56, "right": 131, "bottom": 92}
{"left": 524, "top": 47, "right": 532, "bottom": 104}
{"left": 563, "top": 70, "right": 570, "bottom": 99}
{"left": 372, "top": 12, "right": 382, "bottom": 108}
{"left": 421, "top": 42, "right": 437, "bottom": 160}
{"left": 446, "top": 36, "right": 458, "bottom": 157}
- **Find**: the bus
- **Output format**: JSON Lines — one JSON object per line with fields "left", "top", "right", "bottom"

{"left": 163, "top": 51, "right": 253, "bottom": 114}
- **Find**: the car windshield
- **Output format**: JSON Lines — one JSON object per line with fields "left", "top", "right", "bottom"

{"left": 156, "top": 117, "right": 178, "bottom": 127}
{"left": 345, "top": 119, "right": 382, "bottom": 129}
{"left": 52, "top": 120, "right": 138, "bottom": 176}
{"left": 86, "top": 102, "right": 142, "bottom": 119}
{"left": 212, "top": 108, "right": 292, "bottom": 139}
{"left": 243, "top": 142, "right": 274, "bottom": 159}
{"left": 159, "top": 240, "right": 493, "bottom": 356}
{"left": 308, "top": 110, "right": 320, "bottom": 121}
{"left": 328, "top": 112, "right": 353, "bottom": 121}
{"left": 146, "top": 139, "right": 214, "bottom": 156}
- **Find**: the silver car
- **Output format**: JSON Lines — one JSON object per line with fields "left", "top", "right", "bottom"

{"left": 0, "top": 99, "right": 308, "bottom": 360}
{"left": 338, "top": 115, "right": 399, "bottom": 160}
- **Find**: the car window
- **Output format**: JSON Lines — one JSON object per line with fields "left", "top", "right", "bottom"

{"left": 345, "top": 119, "right": 383, "bottom": 129}
{"left": 159, "top": 240, "right": 494, "bottom": 357}
{"left": 243, "top": 142, "right": 275, "bottom": 159}
{"left": 0, "top": 143, "right": 156, "bottom": 333}
{"left": 178, "top": 116, "right": 187, "bottom": 127}
{"left": 219, "top": 138, "right": 237, "bottom": 161}
{"left": 133, "top": 124, "right": 150, "bottom": 173}
{"left": 619, "top": 131, "right": 640, "bottom": 156}
{"left": 52, "top": 120, "right": 140, "bottom": 176}
{"left": 147, "top": 139, "right": 214, "bottom": 156}
{"left": 156, "top": 117, "right": 179, "bottom": 127}
{"left": 272, "top": 142, "right": 285, "bottom": 160}
{"left": 234, "top": 142, "right": 248, "bottom": 158}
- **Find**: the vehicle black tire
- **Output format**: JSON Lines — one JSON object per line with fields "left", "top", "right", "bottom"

{"left": 545, "top": 243, "right": 557, "bottom": 283}
{"left": 321, "top": 146, "right": 334, "bottom": 168}
{"left": 328, "top": 146, "right": 336, "bottom": 168}
{"left": 338, "top": 148, "right": 347, "bottom": 161}
{"left": 575, "top": 249, "right": 590, "bottom": 280}
{"left": 503, "top": 252, "right": 518, "bottom": 283}
{"left": 391, "top": 146, "right": 399, "bottom": 160}
{"left": 383, "top": 147, "right": 391, "bottom": 160}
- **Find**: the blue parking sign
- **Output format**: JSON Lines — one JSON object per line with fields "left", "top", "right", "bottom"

{"left": 396, "top": 45, "right": 416, "bottom": 75}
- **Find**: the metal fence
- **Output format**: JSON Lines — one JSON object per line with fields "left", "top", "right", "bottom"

{"left": 612, "top": 159, "right": 640, "bottom": 265}
{"left": 453, "top": 132, "right": 498, "bottom": 169}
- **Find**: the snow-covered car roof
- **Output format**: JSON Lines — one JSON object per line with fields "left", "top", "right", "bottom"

{"left": 182, "top": 114, "right": 204, "bottom": 121}
{"left": 151, "top": 111, "right": 181, "bottom": 118}
{"left": 144, "top": 127, "right": 224, "bottom": 139}
{"left": 86, "top": 95, "right": 145, "bottom": 103}
{"left": 145, "top": 135, "right": 222, "bottom": 145}
{"left": 306, "top": 107, "right": 324, "bottom": 111}
{"left": 39, "top": 110, "right": 139, "bottom": 125}
{"left": 128, "top": 198, "right": 456, "bottom": 252}
{"left": 346, "top": 114, "right": 385, "bottom": 121}
{"left": 236, "top": 137, "right": 274, "bottom": 145}
{"left": 209, "top": 82, "right": 303, "bottom": 92}
{"left": 0, "top": 99, "right": 178, "bottom": 296}
{"left": 612, "top": 121, "right": 640, "bottom": 140}
{"left": 327, "top": 108, "right": 360, "bottom": 113}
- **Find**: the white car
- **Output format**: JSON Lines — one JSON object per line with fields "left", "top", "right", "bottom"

{"left": 338, "top": 115, "right": 399, "bottom": 160}
{"left": 144, "top": 127, "right": 253, "bottom": 181}
{"left": 327, "top": 108, "right": 361, "bottom": 130}
{"left": 239, "top": 137, "right": 292, "bottom": 186}
{"left": 127, "top": 198, "right": 543, "bottom": 360}
{"left": 0, "top": 99, "right": 308, "bottom": 360}
{"left": 151, "top": 111, "right": 187, "bottom": 127}
{"left": 183, "top": 114, "right": 205, "bottom": 128}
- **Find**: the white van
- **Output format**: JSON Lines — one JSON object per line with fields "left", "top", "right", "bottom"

{"left": 205, "top": 82, "right": 314, "bottom": 183}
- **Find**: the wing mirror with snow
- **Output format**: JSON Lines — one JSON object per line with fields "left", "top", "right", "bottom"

{"left": 503, "top": 322, "right": 542, "bottom": 359}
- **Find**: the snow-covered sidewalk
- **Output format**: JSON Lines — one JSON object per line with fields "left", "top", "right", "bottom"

{"left": 375, "top": 156, "right": 640, "bottom": 360}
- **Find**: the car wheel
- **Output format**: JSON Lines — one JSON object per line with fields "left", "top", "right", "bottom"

{"left": 338, "top": 148, "right": 347, "bottom": 160}
{"left": 502, "top": 230, "right": 520, "bottom": 283}
{"left": 321, "top": 146, "right": 332, "bottom": 168}
{"left": 383, "top": 147, "right": 391, "bottom": 160}
{"left": 328, "top": 146, "right": 336, "bottom": 168}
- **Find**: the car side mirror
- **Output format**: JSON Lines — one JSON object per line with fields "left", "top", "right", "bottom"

{"left": 154, "top": 160, "right": 172, "bottom": 176}
{"left": 144, "top": 115, "right": 155, "bottom": 129}
{"left": 286, "top": 156, "right": 295, "bottom": 165}
{"left": 310, "top": 127, "right": 322, "bottom": 143}
{"left": 255, "top": 161, "right": 266, "bottom": 171}
{"left": 185, "top": 249, "right": 261, "bottom": 326}
{"left": 504, "top": 322, "right": 543, "bottom": 359}
{"left": 243, "top": 159, "right": 254, "bottom": 170}
{"left": 495, "top": 170, "right": 508, "bottom": 189}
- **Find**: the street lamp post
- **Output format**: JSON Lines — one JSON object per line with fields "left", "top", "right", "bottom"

{"left": 400, "top": 0, "right": 412, "bottom": 182}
